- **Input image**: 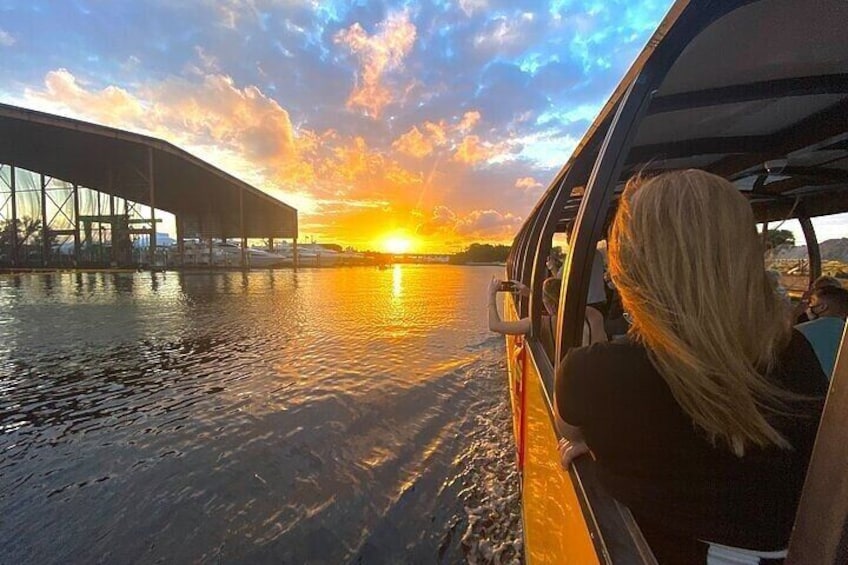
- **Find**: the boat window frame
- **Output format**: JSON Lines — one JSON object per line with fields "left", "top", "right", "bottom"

{"left": 515, "top": 190, "right": 558, "bottom": 318}
{"left": 528, "top": 145, "right": 601, "bottom": 340}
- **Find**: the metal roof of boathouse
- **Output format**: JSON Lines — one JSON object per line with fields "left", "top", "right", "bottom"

{"left": 0, "top": 102, "right": 297, "bottom": 239}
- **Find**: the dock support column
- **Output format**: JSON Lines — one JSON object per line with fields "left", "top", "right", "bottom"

{"left": 109, "top": 171, "right": 116, "bottom": 266}
{"left": 40, "top": 173, "right": 48, "bottom": 266}
{"left": 10, "top": 165, "right": 17, "bottom": 266}
{"left": 268, "top": 237, "right": 274, "bottom": 253}
{"left": 239, "top": 187, "right": 246, "bottom": 269}
{"left": 148, "top": 148, "right": 156, "bottom": 268}
{"left": 293, "top": 237, "right": 298, "bottom": 272}
{"left": 73, "top": 183, "right": 81, "bottom": 266}
{"left": 176, "top": 215, "right": 184, "bottom": 267}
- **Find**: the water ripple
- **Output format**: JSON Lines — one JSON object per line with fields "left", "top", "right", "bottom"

{"left": 0, "top": 266, "right": 521, "bottom": 564}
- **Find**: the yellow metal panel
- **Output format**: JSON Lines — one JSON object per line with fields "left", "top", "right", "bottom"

{"left": 521, "top": 359, "right": 600, "bottom": 564}
{"left": 504, "top": 294, "right": 599, "bottom": 563}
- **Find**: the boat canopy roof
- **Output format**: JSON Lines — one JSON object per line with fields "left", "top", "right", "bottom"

{"left": 544, "top": 0, "right": 848, "bottom": 230}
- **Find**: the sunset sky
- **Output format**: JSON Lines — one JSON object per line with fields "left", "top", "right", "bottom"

{"left": 0, "top": 1, "right": 676, "bottom": 253}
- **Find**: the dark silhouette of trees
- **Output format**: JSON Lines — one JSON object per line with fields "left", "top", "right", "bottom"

{"left": 450, "top": 243, "right": 510, "bottom": 264}
{"left": 763, "top": 228, "right": 795, "bottom": 249}
{"left": 0, "top": 217, "right": 58, "bottom": 263}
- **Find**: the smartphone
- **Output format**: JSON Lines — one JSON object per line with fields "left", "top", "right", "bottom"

{"left": 497, "top": 281, "right": 517, "bottom": 292}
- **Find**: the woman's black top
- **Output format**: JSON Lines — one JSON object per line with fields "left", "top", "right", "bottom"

{"left": 556, "top": 330, "right": 827, "bottom": 563}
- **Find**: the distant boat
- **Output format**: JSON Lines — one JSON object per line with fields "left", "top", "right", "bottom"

{"left": 273, "top": 241, "right": 365, "bottom": 266}
{"left": 182, "top": 241, "right": 289, "bottom": 267}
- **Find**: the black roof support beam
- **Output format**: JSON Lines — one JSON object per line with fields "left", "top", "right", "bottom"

{"left": 709, "top": 96, "right": 848, "bottom": 177}
{"left": 648, "top": 74, "right": 848, "bottom": 115}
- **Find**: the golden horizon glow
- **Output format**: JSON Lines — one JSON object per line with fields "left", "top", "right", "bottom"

{"left": 382, "top": 234, "right": 414, "bottom": 254}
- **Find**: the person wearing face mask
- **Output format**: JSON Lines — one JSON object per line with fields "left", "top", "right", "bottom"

{"left": 793, "top": 275, "right": 844, "bottom": 324}
{"left": 795, "top": 285, "right": 848, "bottom": 377}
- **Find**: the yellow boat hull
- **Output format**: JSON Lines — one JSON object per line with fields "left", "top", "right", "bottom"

{"left": 504, "top": 297, "right": 599, "bottom": 564}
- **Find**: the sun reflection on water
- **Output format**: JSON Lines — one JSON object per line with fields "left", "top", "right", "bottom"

{"left": 392, "top": 264, "right": 403, "bottom": 299}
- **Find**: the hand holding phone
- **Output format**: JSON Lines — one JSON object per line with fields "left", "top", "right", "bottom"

{"left": 497, "top": 280, "right": 517, "bottom": 292}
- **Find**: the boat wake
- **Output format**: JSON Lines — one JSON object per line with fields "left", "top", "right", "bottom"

{"left": 347, "top": 345, "right": 524, "bottom": 564}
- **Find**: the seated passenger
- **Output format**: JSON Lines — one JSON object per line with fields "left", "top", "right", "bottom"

{"left": 794, "top": 275, "right": 844, "bottom": 324}
{"left": 487, "top": 277, "right": 605, "bottom": 351}
{"left": 554, "top": 170, "right": 827, "bottom": 564}
{"left": 795, "top": 285, "right": 848, "bottom": 377}
{"left": 546, "top": 252, "right": 564, "bottom": 278}
{"left": 551, "top": 244, "right": 608, "bottom": 315}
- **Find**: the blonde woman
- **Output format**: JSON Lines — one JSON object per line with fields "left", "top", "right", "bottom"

{"left": 554, "top": 170, "right": 827, "bottom": 563}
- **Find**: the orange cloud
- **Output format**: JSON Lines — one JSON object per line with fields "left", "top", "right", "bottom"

{"left": 416, "top": 205, "right": 457, "bottom": 235}
{"left": 392, "top": 126, "right": 433, "bottom": 158}
{"left": 26, "top": 69, "right": 300, "bottom": 167}
{"left": 416, "top": 205, "right": 522, "bottom": 241}
{"left": 151, "top": 74, "right": 298, "bottom": 162}
{"left": 458, "top": 110, "right": 481, "bottom": 132}
{"left": 453, "top": 135, "right": 500, "bottom": 164}
{"left": 30, "top": 69, "right": 145, "bottom": 124}
{"left": 392, "top": 112, "right": 481, "bottom": 159}
{"left": 515, "top": 176, "right": 542, "bottom": 190}
{"left": 334, "top": 10, "right": 416, "bottom": 118}
{"left": 322, "top": 135, "right": 422, "bottom": 198}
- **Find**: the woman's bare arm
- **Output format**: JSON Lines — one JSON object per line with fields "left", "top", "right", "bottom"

{"left": 488, "top": 277, "right": 532, "bottom": 335}
{"left": 488, "top": 301, "right": 532, "bottom": 335}
{"left": 554, "top": 391, "right": 590, "bottom": 467}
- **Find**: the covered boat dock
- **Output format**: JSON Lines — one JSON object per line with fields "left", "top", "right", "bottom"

{"left": 0, "top": 103, "right": 298, "bottom": 269}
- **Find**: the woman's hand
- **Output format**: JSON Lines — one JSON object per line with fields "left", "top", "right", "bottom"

{"left": 558, "top": 437, "right": 590, "bottom": 469}
{"left": 510, "top": 280, "right": 531, "bottom": 297}
{"left": 488, "top": 277, "right": 501, "bottom": 299}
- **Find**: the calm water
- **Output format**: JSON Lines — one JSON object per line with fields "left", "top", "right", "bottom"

{"left": 0, "top": 266, "right": 522, "bottom": 564}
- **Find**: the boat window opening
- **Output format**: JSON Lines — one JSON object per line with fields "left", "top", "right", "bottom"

{"left": 525, "top": 178, "right": 592, "bottom": 339}
{"left": 534, "top": 229, "right": 574, "bottom": 363}
{"left": 554, "top": 237, "right": 616, "bottom": 360}
{"left": 762, "top": 219, "right": 811, "bottom": 297}
{"left": 528, "top": 178, "right": 591, "bottom": 349}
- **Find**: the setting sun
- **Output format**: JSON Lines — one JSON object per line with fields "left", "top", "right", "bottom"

{"left": 383, "top": 235, "right": 413, "bottom": 254}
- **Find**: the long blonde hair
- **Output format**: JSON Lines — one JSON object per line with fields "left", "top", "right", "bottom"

{"left": 608, "top": 170, "right": 793, "bottom": 456}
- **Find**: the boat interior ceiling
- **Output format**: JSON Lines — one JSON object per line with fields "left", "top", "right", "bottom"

{"left": 549, "top": 0, "right": 848, "bottom": 233}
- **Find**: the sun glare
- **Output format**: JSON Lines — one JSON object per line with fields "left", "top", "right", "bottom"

{"left": 383, "top": 235, "right": 412, "bottom": 254}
